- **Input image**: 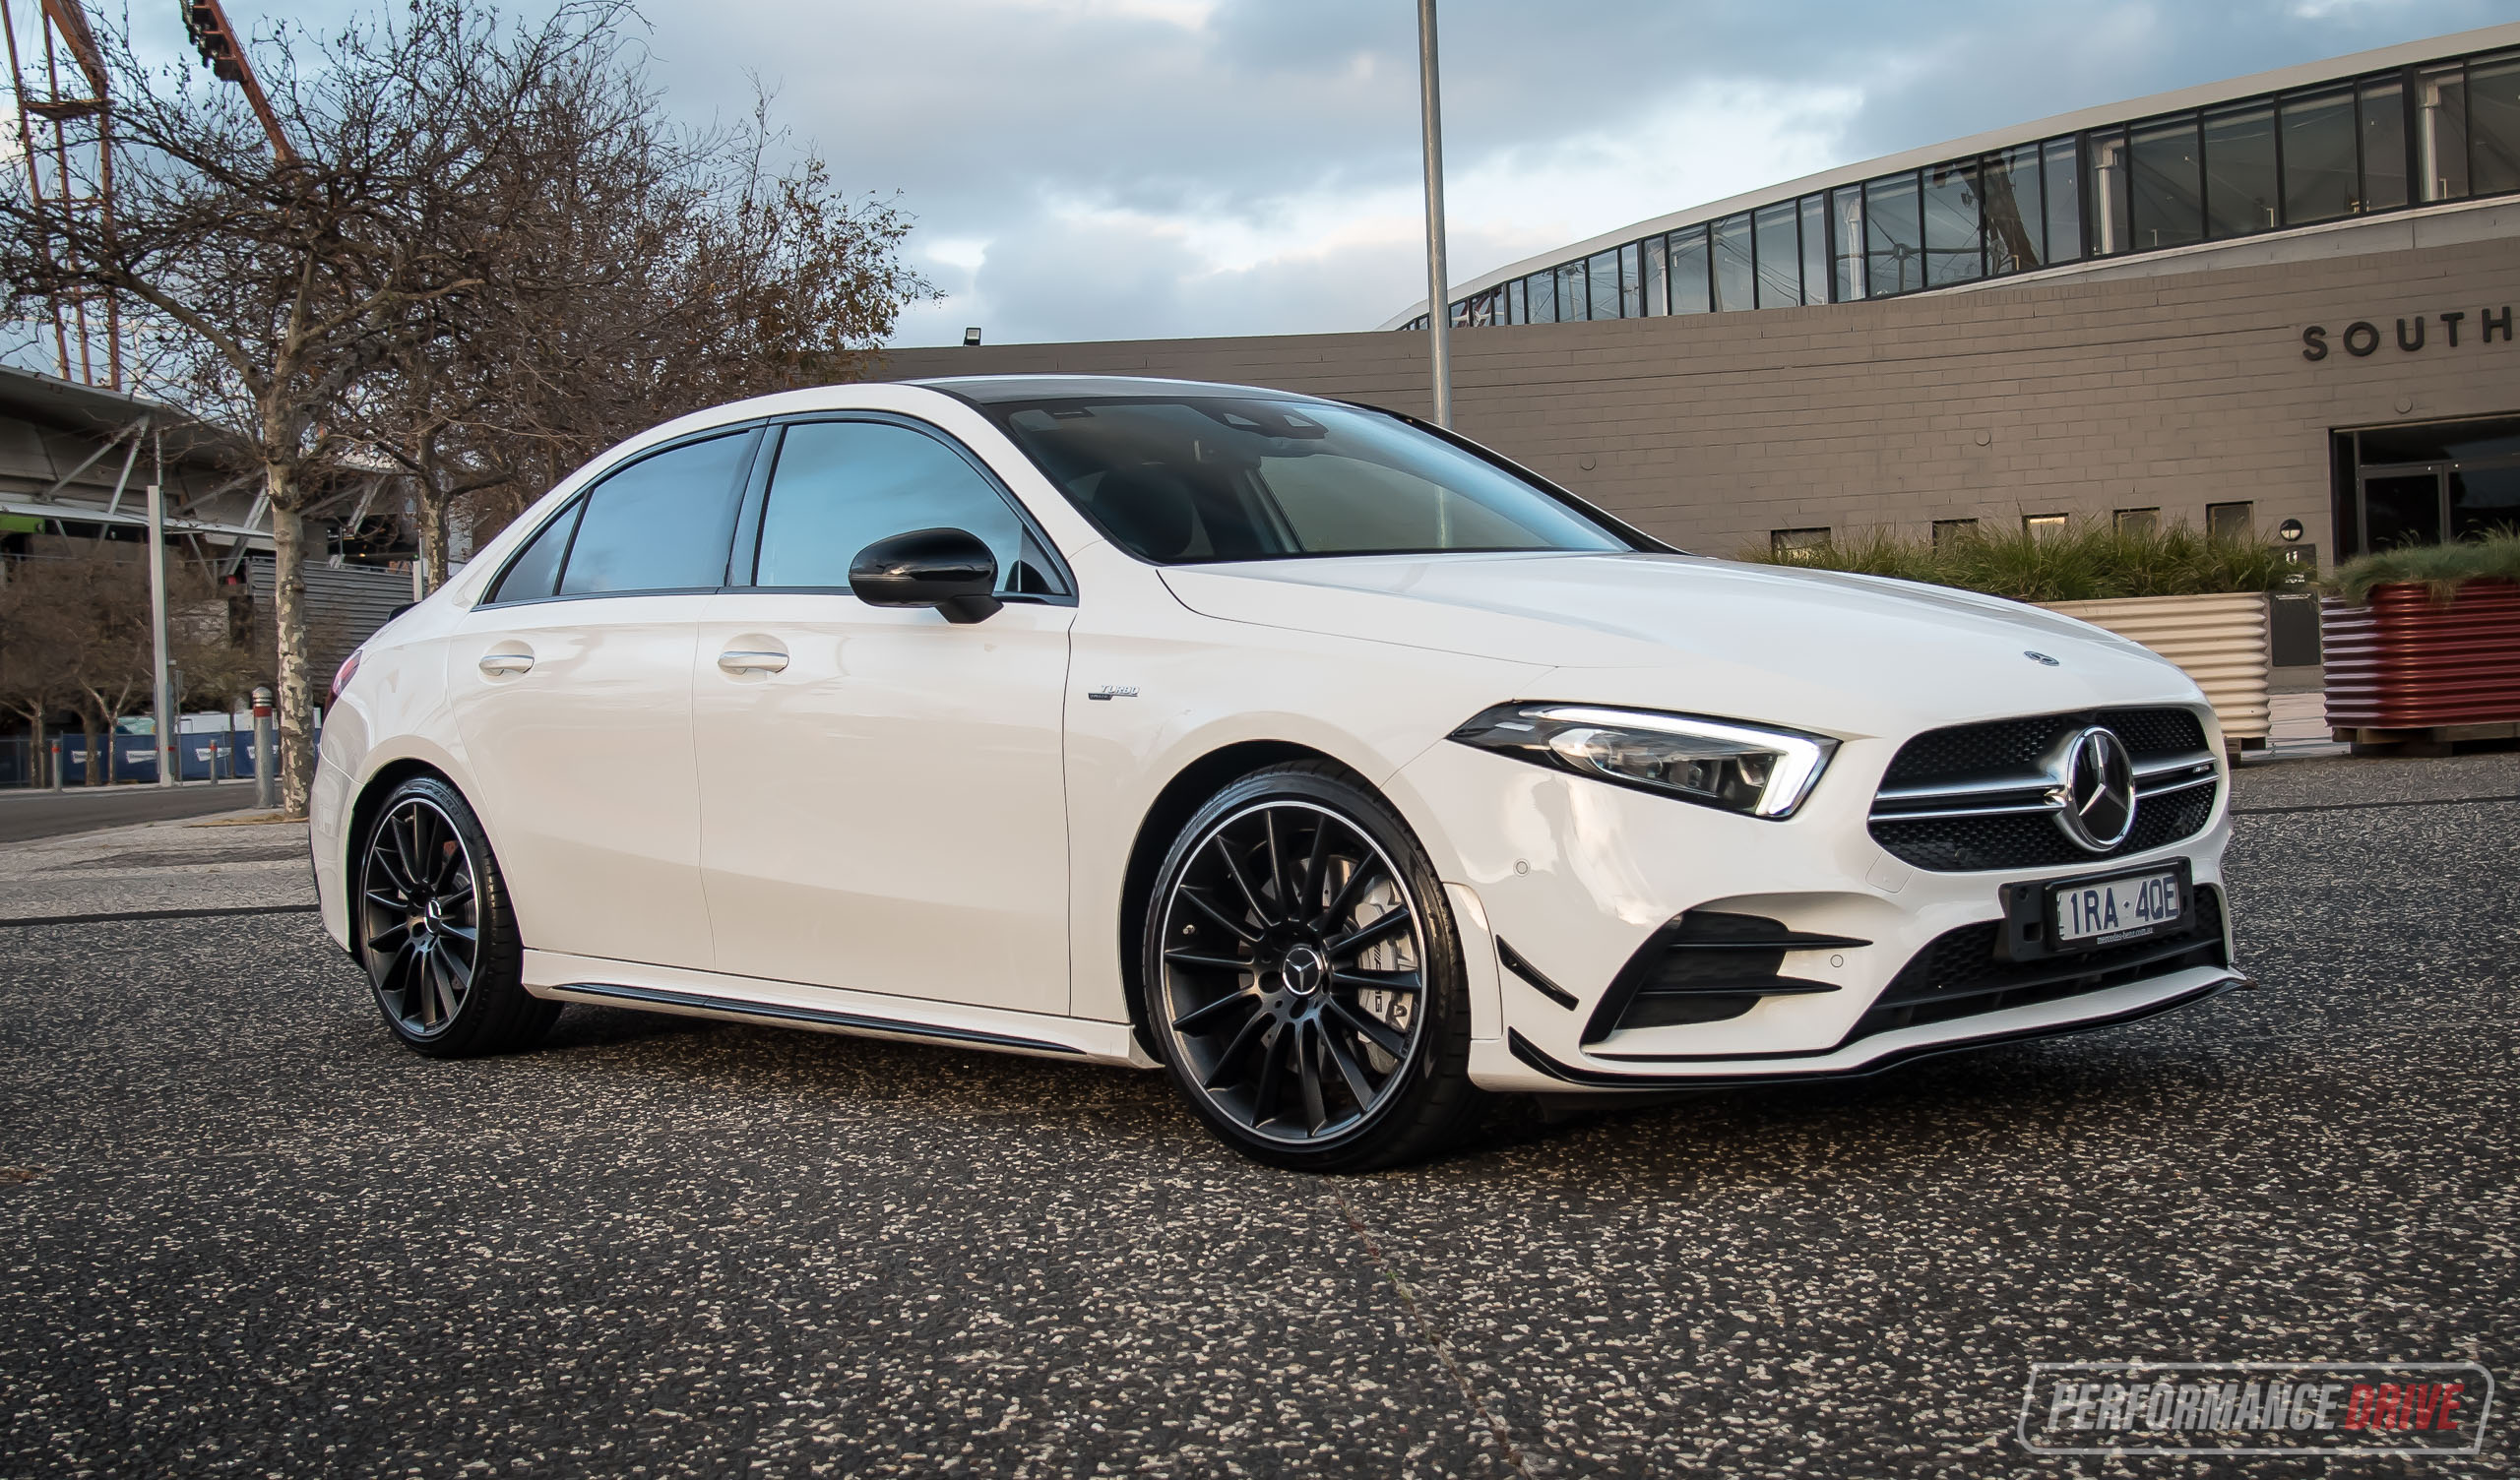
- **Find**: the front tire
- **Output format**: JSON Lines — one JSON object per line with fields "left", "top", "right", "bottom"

{"left": 354, "top": 775, "right": 555, "bottom": 1058}
{"left": 1142, "top": 763, "right": 1483, "bottom": 1171}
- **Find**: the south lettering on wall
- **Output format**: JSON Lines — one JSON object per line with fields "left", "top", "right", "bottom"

{"left": 2303, "top": 306, "right": 2515, "bottom": 359}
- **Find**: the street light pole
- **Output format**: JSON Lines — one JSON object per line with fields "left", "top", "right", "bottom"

{"left": 1416, "top": 0, "right": 1452, "bottom": 429}
{"left": 147, "top": 468, "right": 173, "bottom": 787}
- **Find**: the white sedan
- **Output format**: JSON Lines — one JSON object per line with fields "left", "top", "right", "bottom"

{"left": 312, "top": 375, "right": 2241, "bottom": 1170}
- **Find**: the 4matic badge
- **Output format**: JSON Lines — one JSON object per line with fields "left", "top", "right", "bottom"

{"left": 1087, "top": 685, "right": 1139, "bottom": 702}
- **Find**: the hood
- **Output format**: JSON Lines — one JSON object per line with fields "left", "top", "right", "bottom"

{"left": 1159, "top": 552, "right": 2203, "bottom": 739}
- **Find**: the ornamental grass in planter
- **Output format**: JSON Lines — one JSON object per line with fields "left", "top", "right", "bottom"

{"left": 1743, "top": 521, "right": 2293, "bottom": 743}
{"left": 2322, "top": 532, "right": 2520, "bottom": 748}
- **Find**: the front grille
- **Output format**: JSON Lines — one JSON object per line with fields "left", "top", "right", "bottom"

{"left": 1871, "top": 784, "right": 2215, "bottom": 873}
{"left": 1848, "top": 885, "right": 2227, "bottom": 1043}
{"left": 1870, "top": 707, "right": 2218, "bottom": 872}
{"left": 1881, "top": 707, "right": 2205, "bottom": 786}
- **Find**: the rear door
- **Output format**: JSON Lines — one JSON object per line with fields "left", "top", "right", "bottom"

{"left": 447, "top": 428, "right": 758, "bottom": 972}
{"left": 691, "top": 414, "right": 1076, "bottom": 1014}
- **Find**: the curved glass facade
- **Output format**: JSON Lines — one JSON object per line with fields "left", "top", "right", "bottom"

{"left": 1403, "top": 39, "right": 2520, "bottom": 331}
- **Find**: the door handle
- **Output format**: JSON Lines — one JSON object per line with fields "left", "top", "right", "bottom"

{"left": 717, "top": 649, "right": 789, "bottom": 674}
{"left": 477, "top": 652, "right": 535, "bottom": 675}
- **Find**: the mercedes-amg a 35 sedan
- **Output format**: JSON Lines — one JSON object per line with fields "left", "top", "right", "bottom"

{"left": 312, "top": 374, "right": 2243, "bottom": 1170}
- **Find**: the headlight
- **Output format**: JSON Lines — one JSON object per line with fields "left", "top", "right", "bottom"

{"left": 1448, "top": 704, "right": 1837, "bottom": 819}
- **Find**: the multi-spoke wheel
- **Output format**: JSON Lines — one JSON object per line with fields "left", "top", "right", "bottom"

{"left": 355, "top": 774, "right": 554, "bottom": 1057}
{"left": 1145, "top": 763, "right": 1482, "bottom": 1171}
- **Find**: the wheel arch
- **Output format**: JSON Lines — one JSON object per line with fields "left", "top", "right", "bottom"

{"left": 1114, "top": 739, "right": 1365, "bottom": 1050}
{"left": 341, "top": 758, "right": 468, "bottom": 955}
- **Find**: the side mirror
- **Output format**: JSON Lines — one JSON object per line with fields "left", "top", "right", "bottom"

{"left": 849, "top": 527, "right": 1002, "bottom": 624}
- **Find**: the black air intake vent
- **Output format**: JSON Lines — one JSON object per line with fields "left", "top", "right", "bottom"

{"left": 1584, "top": 911, "right": 1867, "bottom": 1044}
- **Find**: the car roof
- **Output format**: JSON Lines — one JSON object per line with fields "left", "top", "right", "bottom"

{"left": 908, "top": 373, "right": 1332, "bottom": 406}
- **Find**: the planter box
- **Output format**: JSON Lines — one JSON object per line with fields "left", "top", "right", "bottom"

{"left": 2041, "top": 591, "right": 2271, "bottom": 745}
{"left": 2322, "top": 579, "right": 2520, "bottom": 743}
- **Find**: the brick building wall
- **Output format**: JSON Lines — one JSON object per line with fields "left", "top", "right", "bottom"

{"left": 881, "top": 232, "right": 2520, "bottom": 564}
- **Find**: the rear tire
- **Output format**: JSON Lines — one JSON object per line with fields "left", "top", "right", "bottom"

{"left": 354, "top": 774, "right": 556, "bottom": 1058}
{"left": 1141, "top": 762, "right": 1484, "bottom": 1172}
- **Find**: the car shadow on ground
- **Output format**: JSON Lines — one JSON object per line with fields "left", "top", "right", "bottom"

{"left": 517, "top": 990, "right": 2246, "bottom": 1194}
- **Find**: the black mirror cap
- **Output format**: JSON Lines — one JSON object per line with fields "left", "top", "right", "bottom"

{"left": 849, "top": 526, "right": 1003, "bottom": 624}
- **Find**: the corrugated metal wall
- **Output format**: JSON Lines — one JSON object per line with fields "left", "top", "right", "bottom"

{"left": 2044, "top": 592, "right": 2272, "bottom": 743}
{"left": 2323, "top": 582, "right": 2520, "bottom": 733}
{"left": 243, "top": 555, "right": 410, "bottom": 680}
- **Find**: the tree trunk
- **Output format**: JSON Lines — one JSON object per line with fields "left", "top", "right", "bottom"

{"left": 269, "top": 476, "right": 315, "bottom": 819}
{"left": 80, "top": 709, "right": 103, "bottom": 786}
{"left": 416, "top": 448, "right": 450, "bottom": 594}
{"left": 27, "top": 712, "right": 43, "bottom": 787}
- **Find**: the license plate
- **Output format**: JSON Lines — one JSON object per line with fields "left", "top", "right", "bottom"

{"left": 2049, "top": 868, "right": 2184, "bottom": 948}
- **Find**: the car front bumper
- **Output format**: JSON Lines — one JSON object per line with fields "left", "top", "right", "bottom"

{"left": 1390, "top": 734, "right": 2238, "bottom": 1095}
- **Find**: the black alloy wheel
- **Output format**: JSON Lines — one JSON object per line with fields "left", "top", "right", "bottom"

{"left": 355, "top": 774, "right": 554, "bottom": 1057}
{"left": 1146, "top": 763, "right": 1481, "bottom": 1171}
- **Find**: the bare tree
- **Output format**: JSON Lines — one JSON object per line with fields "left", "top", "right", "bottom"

{"left": 0, "top": 543, "right": 262, "bottom": 784}
{"left": 380, "top": 79, "right": 932, "bottom": 564}
{"left": 0, "top": 564, "right": 78, "bottom": 785}
{"left": 0, "top": 0, "right": 626, "bottom": 814}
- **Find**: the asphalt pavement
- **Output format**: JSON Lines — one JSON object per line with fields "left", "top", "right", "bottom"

{"left": 1, "top": 753, "right": 2512, "bottom": 1477}
{"left": 0, "top": 780, "right": 269, "bottom": 844}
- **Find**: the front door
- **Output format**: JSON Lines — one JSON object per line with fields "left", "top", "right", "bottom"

{"left": 447, "top": 429, "right": 756, "bottom": 972}
{"left": 691, "top": 416, "right": 1076, "bottom": 1015}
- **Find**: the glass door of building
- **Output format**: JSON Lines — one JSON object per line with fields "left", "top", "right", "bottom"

{"left": 2358, "top": 469, "right": 2443, "bottom": 550}
{"left": 2339, "top": 414, "right": 2520, "bottom": 556}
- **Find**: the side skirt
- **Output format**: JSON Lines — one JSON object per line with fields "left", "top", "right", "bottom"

{"left": 523, "top": 950, "right": 1154, "bottom": 1067}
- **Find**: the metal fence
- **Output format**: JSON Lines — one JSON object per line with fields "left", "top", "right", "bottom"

{"left": 0, "top": 730, "right": 263, "bottom": 787}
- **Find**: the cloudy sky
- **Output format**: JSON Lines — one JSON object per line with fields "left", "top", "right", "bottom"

{"left": 62, "top": 0, "right": 2520, "bottom": 349}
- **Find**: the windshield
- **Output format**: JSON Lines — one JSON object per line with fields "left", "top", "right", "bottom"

{"left": 977, "top": 395, "right": 1637, "bottom": 564}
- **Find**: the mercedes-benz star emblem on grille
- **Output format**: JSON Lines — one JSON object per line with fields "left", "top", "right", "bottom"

{"left": 2024, "top": 650, "right": 2060, "bottom": 666}
{"left": 2053, "top": 725, "right": 2138, "bottom": 851}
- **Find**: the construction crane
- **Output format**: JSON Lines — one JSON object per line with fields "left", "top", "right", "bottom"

{"left": 178, "top": 0, "right": 291, "bottom": 163}
{"left": 3, "top": 0, "right": 119, "bottom": 388}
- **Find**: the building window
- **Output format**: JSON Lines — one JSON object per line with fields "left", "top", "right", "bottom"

{"left": 2088, "top": 126, "right": 2131, "bottom": 256}
{"left": 1865, "top": 172, "right": 1922, "bottom": 296}
{"left": 2129, "top": 113, "right": 2205, "bottom": 250}
{"left": 1754, "top": 200, "right": 1800, "bottom": 307}
{"left": 1932, "top": 518, "right": 1978, "bottom": 549}
{"left": 2043, "top": 136, "right": 2084, "bottom": 261}
{"left": 1556, "top": 261, "right": 1587, "bottom": 321}
{"left": 2281, "top": 86, "right": 2358, "bottom": 224}
{"left": 1619, "top": 242, "right": 1645, "bottom": 317}
{"left": 1640, "top": 236, "right": 1668, "bottom": 316}
{"left": 1830, "top": 186, "right": 1865, "bottom": 301}
{"left": 2421, "top": 63, "right": 2468, "bottom": 201}
{"left": 1713, "top": 213, "right": 1755, "bottom": 311}
{"left": 2204, "top": 100, "right": 2280, "bottom": 237}
{"left": 2472, "top": 50, "right": 2520, "bottom": 195}
{"left": 1922, "top": 159, "right": 1984, "bottom": 285}
{"left": 2361, "top": 76, "right": 2409, "bottom": 210}
{"left": 1588, "top": 250, "right": 1621, "bottom": 321}
{"left": 1985, "top": 144, "right": 2044, "bottom": 273}
{"left": 1526, "top": 270, "right": 1555, "bottom": 324}
{"left": 2207, "top": 502, "right": 2254, "bottom": 539}
{"left": 2113, "top": 507, "right": 2162, "bottom": 534}
{"left": 1507, "top": 278, "right": 1527, "bottom": 325}
{"left": 1669, "top": 226, "right": 1712, "bottom": 314}
{"left": 1771, "top": 527, "right": 1831, "bottom": 560}
{"left": 1798, "top": 194, "right": 1829, "bottom": 303}
{"left": 2024, "top": 513, "right": 2070, "bottom": 536}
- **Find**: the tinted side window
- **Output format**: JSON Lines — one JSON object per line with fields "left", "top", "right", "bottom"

{"left": 554, "top": 433, "right": 751, "bottom": 596}
{"left": 755, "top": 420, "right": 1034, "bottom": 592}
{"left": 487, "top": 498, "right": 583, "bottom": 603}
